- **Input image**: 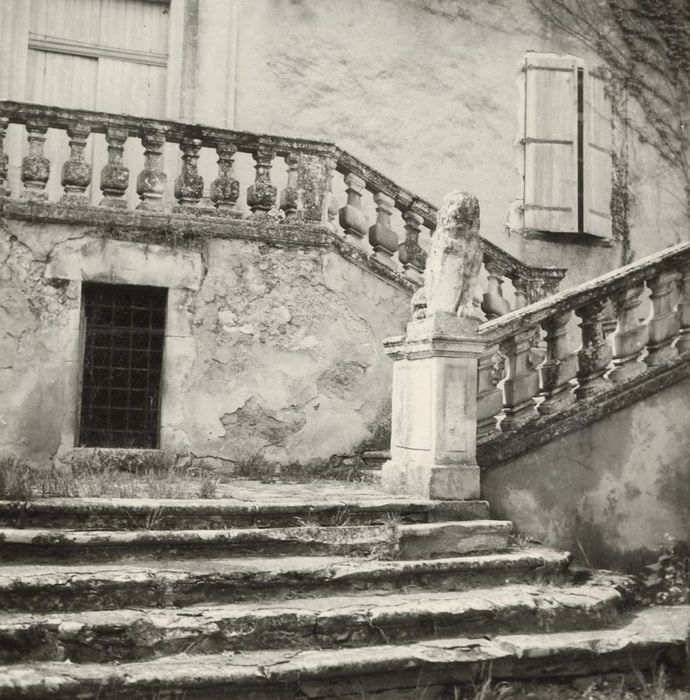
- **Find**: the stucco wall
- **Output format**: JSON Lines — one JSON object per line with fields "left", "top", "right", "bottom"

{"left": 481, "top": 377, "right": 690, "bottom": 572}
{"left": 0, "top": 218, "right": 410, "bottom": 466}
{"left": 223, "top": 0, "right": 687, "bottom": 287}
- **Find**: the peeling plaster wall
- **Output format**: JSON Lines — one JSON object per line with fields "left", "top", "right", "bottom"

{"left": 0, "top": 220, "right": 410, "bottom": 465}
{"left": 482, "top": 377, "right": 690, "bottom": 572}
{"left": 227, "top": 0, "right": 687, "bottom": 286}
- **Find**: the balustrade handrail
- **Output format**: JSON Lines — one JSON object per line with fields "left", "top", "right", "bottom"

{"left": 479, "top": 241, "right": 690, "bottom": 342}
{"left": 0, "top": 99, "right": 563, "bottom": 284}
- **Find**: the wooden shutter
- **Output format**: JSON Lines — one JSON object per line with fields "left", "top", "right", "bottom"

{"left": 583, "top": 71, "right": 613, "bottom": 238}
{"left": 523, "top": 53, "right": 581, "bottom": 233}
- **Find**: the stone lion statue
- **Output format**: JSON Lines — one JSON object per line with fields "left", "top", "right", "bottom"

{"left": 411, "top": 191, "right": 484, "bottom": 321}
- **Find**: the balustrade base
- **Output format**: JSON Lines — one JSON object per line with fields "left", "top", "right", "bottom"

{"left": 537, "top": 386, "right": 576, "bottom": 416}
{"left": 381, "top": 460, "right": 480, "bottom": 500}
{"left": 608, "top": 358, "right": 646, "bottom": 383}
{"left": 60, "top": 193, "right": 89, "bottom": 207}
{"left": 644, "top": 343, "right": 679, "bottom": 367}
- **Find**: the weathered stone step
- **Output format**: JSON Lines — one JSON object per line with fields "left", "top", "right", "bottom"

{"left": 0, "top": 606, "right": 686, "bottom": 699}
{"left": 0, "top": 521, "right": 513, "bottom": 562}
{"left": 0, "top": 497, "right": 489, "bottom": 530}
{"left": 0, "top": 547, "right": 570, "bottom": 612}
{"left": 0, "top": 580, "right": 628, "bottom": 664}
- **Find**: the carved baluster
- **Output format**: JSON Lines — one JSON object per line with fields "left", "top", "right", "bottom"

{"left": 477, "top": 344, "right": 505, "bottom": 437}
{"left": 512, "top": 275, "right": 529, "bottom": 309}
{"left": 398, "top": 206, "right": 426, "bottom": 284}
{"left": 321, "top": 155, "right": 338, "bottom": 230}
{"left": 210, "top": 142, "right": 240, "bottom": 216}
{"left": 538, "top": 312, "right": 577, "bottom": 414}
{"left": 0, "top": 117, "right": 9, "bottom": 198}
{"left": 339, "top": 172, "right": 368, "bottom": 242}
{"left": 482, "top": 259, "right": 511, "bottom": 319}
{"left": 136, "top": 128, "right": 167, "bottom": 210}
{"left": 677, "top": 261, "right": 690, "bottom": 354}
{"left": 645, "top": 269, "right": 681, "bottom": 366}
{"left": 369, "top": 191, "right": 398, "bottom": 267}
{"left": 174, "top": 137, "right": 204, "bottom": 210}
{"left": 247, "top": 146, "right": 277, "bottom": 218}
{"left": 499, "top": 327, "right": 540, "bottom": 431}
{"left": 574, "top": 298, "right": 612, "bottom": 399}
{"left": 609, "top": 284, "right": 647, "bottom": 381}
{"left": 21, "top": 122, "right": 50, "bottom": 200}
{"left": 100, "top": 128, "right": 129, "bottom": 208}
{"left": 280, "top": 152, "right": 302, "bottom": 222}
{"left": 60, "top": 123, "right": 91, "bottom": 206}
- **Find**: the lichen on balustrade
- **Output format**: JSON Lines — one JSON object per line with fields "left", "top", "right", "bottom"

{"left": 476, "top": 241, "right": 690, "bottom": 453}
{"left": 0, "top": 99, "right": 565, "bottom": 303}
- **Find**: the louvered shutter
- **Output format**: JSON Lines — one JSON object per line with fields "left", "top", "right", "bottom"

{"left": 523, "top": 53, "right": 581, "bottom": 233}
{"left": 583, "top": 71, "right": 612, "bottom": 237}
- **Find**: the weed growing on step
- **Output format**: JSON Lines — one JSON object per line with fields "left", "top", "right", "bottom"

{"left": 639, "top": 534, "right": 689, "bottom": 606}
{"left": 367, "top": 512, "right": 402, "bottom": 560}
{"left": 0, "top": 456, "right": 36, "bottom": 500}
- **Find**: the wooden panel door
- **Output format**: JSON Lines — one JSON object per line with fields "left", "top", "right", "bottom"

{"left": 24, "top": 0, "right": 170, "bottom": 203}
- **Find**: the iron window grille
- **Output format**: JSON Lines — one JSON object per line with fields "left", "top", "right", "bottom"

{"left": 78, "top": 282, "right": 167, "bottom": 448}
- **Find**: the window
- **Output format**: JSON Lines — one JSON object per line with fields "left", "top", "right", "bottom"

{"left": 522, "top": 52, "right": 612, "bottom": 238}
{"left": 78, "top": 282, "right": 167, "bottom": 448}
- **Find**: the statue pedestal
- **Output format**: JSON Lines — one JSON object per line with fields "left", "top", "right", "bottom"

{"left": 381, "top": 313, "right": 485, "bottom": 500}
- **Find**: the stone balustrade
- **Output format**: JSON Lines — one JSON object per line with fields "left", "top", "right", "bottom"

{"left": 0, "top": 100, "right": 564, "bottom": 300}
{"left": 476, "top": 242, "right": 690, "bottom": 436}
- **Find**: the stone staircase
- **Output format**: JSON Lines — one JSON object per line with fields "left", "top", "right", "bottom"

{"left": 0, "top": 493, "right": 688, "bottom": 698}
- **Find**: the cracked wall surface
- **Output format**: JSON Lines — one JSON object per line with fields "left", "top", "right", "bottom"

{"left": 0, "top": 220, "right": 410, "bottom": 466}
{"left": 482, "top": 376, "right": 690, "bottom": 572}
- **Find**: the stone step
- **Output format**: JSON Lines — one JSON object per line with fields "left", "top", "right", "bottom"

{"left": 0, "top": 497, "right": 489, "bottom": 530}
{"left": 0, "top": 521, "right": 513, "bottom": 563}
{"left": 0, "top": 547, "right": 571, "bottom": 613}
{"left": 0, "top": 606, "right": 686, "bottom": 699}
{"left": 0, "top": 579, "right": 629, "bottom": 664}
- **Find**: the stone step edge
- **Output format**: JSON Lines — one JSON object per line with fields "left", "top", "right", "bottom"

{"left": 0, "top": 520, "right": 513, "bottom": 546}
{"left": 0, "top": 606, "right": 686, "bottom": 698}
{"left": 0, "top": 580, "right": 631, "bottom": 663}
{"left": 0, "top": 548, "right": 573, "bottom": 612}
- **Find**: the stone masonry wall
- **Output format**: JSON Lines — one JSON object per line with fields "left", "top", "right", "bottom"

{"left": 482, "top": 376, "right": 690, "bottom": 572}
{"left": 0, "top": 217, "right": 410, "bottom": 467}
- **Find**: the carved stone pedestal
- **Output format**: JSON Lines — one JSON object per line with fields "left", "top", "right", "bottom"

{"left": 381, "top": 313, "right": 485, "bottom": 500}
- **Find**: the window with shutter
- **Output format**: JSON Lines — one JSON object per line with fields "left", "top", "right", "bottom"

{"left": 522, "top": 52, "right": 612, "bottom": 239}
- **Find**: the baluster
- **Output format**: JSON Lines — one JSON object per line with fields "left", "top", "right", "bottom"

{"left": 136, "top": 128, "right": 167, "bottom": 210}
{"left": 369, "top": 191, "right": 398, "bottom": 267}
{"left": 210, "top": 142, "right": 240, "bottom": 216}
{"left": 60, "top": 123, "right": 91, "bottom": 206}
{"left": 247, "top": 146, "right": 277, "bottom": 218}
{"left": 645, "top": 269, "right": 681, "bottom": 366}
{"left": 574, "top": 298, "right": 612, "bottom": 399}
{"left": 538, "top": 312, "right": 577, "bottom": 414}
{"left": 100, "top": 128, "right": 129, "bottom": 208}
{"left": 482, "top": 259, "right": 511, "bottom": 319}
{"left": 21, "top": 122, "right": 50, "bottom": 200}
{"left": 280, "top": 152, "right": 302, "bottom": 222}
{"left": 0, "top": 117, "right": 9, "bottom": 198}
{"left": 339, "top": 172, "right": 368, "bottom": 242}
{"left": 477, "top": 344, "right": 505, "bottom": 437}
{"left": 398, "top": 206, "right": 426, "bottom": 284}
{"left": 677, "top": 261, "right": 690, "bottom": 354}
{"left": 511, "top": 275, "right": 529, "bottom": 309}
{"left": 609, "top": 284, "right": 647, "bottom": 381}
{"left": 321, "top": 156, "right": 338, "bottom": 230}
{"left": 174, "top": 137, "right": 204, "bottom": 210}
{"left": 499, "top": 327, "right": 540, "bottom": 431}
